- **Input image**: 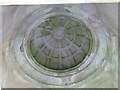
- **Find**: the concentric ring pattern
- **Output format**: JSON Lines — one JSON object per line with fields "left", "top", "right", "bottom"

{"left": 28, "top": 15, "right": 93, "bottom": 70}
{"left": 8, "top": 5, "right": 112, "bottom": 86}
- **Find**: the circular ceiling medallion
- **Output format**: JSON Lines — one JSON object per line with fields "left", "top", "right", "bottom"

{"left": 28, "top": 15, "right": 93, "bottom": 70}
